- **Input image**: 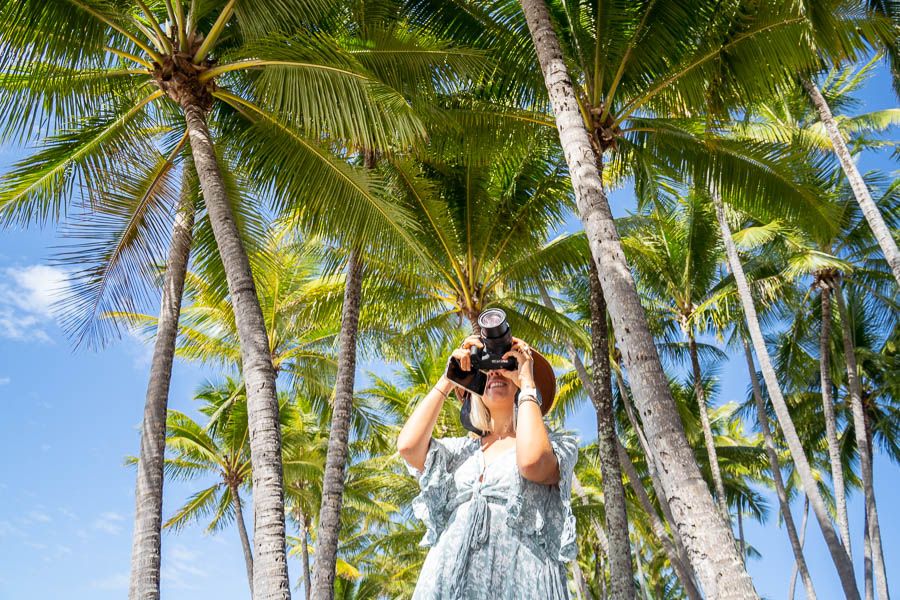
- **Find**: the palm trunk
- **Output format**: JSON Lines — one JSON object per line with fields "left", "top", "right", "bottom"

{"left": 865, "top": 505, "right": 874, "bottom": 600}
{"left": 818, "top": 283, "right": 851, "bottom": 554}
{"left": 128, "top": 164, "right": 195, "bottom": 600}
{"left": 518, "top": 2, "right": 753, "bottom": 596}
{"left": 834, "top": 281, "right": 890, "bottom": 600}
{"left": 311, "top": 247, "right": 364, "bottom": 600}
{"left": 296, "top": 508, "right": 311, "bottom": 600}
{"left": 596, "top": 545, "right": 607, "bottom": 600}
{"left": 616, "top": 441, "right": 703, "bottom": 600}
{"left": 688, "top": 333, "right": 729, "bottom": 520}
{"left": 587, "top": 263, "right": 636, "bottom": 600}
{"left": 572, "top": 475, "right": 610, "bottom": 555}
{"left": 801, "top": 79, "right": 900, "bottom": 287}
{"left": 742, "top": 339, "right": 816, "bottom": 598}
{"left": 615, "top": 373, "right": 698, "bottom": 590}
{"left": 230, "top": 482, "right": 255, "bottom": 598}
{"left": 864, "top": 409, "right": 889, "bottom": 600}
{"left": 789, "top": 496, "right": 811, "bottom": 600}
{"left": 572, "top": 560, "right": 592, "bottom": 600}
{"left": 182, "top": 104, "right": 290, "bottom": 600}
{"left": 712, "top": 192, "right": 859, "bottom": 599}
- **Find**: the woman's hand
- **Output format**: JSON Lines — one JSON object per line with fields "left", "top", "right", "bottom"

{"left": 499, "top": 337, "right": 535, "bottom": 389}
{"left": 448, "top": 334, "right": 484, "bottom": 373}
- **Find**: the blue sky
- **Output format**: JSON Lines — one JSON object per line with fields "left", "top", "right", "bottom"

{"left": 0, "top": 63, "right": 896, "bottom": 599}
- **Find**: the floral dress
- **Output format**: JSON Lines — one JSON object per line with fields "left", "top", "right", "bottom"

{"left": 403, "top": 424, "right": 580, "bottom": 600}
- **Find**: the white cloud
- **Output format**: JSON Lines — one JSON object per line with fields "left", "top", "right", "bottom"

{"left": 93, "top": 511, "right": 125, "bottom": 535}
{"left": 90, "top": 572, "right": 129, "bottom": 591}
{"left": 26, "top": 510, "right": 52, "bottom": 523}
{"left": 0, "top": 376, "right": 9, "bottom": 385}
{"left": 161, "top": 544, "right": 209, "bottom": 590}
{"left": 6, "top": 264, "right": 69, "bottom": 316}
{"left": 0, "top": 264, "right": 70, "bottom": 343}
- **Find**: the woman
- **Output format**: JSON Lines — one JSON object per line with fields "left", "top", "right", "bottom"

{"left": 397, "top": 334, "right": 580, "bottom": 600}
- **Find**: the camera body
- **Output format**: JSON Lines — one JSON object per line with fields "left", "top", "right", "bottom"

{"left": 447, "top": 308, "right": 517, "bottom": 397}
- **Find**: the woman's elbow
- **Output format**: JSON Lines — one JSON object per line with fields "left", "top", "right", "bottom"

{"left": 519, "top": 455, "right": 560, "bottom": 485}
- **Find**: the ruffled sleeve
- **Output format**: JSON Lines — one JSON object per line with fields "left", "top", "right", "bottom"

{"left": 403, "top": 436, "right": 472, "bottom": 547}
{"left": 505, "top": 425, "right": 580, "bottom": 562}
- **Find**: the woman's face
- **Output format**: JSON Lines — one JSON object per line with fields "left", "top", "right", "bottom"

{"left": 482, "top": 369, "right": 518, "bottom": 408}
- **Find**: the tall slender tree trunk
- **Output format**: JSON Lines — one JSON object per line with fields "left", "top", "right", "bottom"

{"left": 789, "top": 496, "right": 811, "bottom": 600}
{"left": 834, "top": 280, "right": 890, "bottom": 600}
{"left": 864, "top": 408, "right": 889, "bottom": 600}
{"left": 596, "top": 544, "right": 607, "bottom": 600}
{"left": 615, "top": 373, "right": 696, "bottom": 584}
{"left": 518, "top": 2, "right": 753, "bottom": 596}
{"left": 546, "top": 274, "right": 698, "bottom": 598}
{"left": 818, "top": 282, "right": 851, "bottom": 554}
{"left": 230, "top": 482, "right": 255, "bottom": 598}
{"left": 801, "top": 79, "right": 900, "bottom": 286}
{"left": 865, "top": 504, "right": 875, "bottom": 600}
{"left": 712, "top": 192, "right": 859, "bottom": 599}
{"left": 573, "top": 475, "right": 610, "bottom": 555}
{"left": 128, "top": 163, "right": 195, "bottom": 600}
{"left": 616, "top": 441, "right": 704, "bottom": 600}
{"left": 742, "top": 340, "right": 816, "bottom": 599}
{"left": 586, "top": 263, "right": 636, "bottom": 600}
{"left": 311, "top": 247, "right": 364, "bottom": 600}
{"left": 688, "top": 334, "right": 729, "bottom": 520}
{"left": 295, "top": 508, "right": 311, "bottom": 600}
{"left": 572, "top": 560, "right": 593, "bottom": 600}
{"left": 182, "top": 104, "right": 290, "bottom": 600}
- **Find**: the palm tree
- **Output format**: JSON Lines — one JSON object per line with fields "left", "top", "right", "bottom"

{"left": 618, "top": 192, "right": 738, "bottom": 521}
{"left": 538, "top": 265, "right": 636, "bottom": 598}
{"left": 504, "top": 0, "right": 845, "bottom": 591}
{"left": 712, "top": 193, "right": 860, "bottom": 598}
{"left": 158, "top": 379, "right": 259, "bottom": 597}
{"left": 0, "top": 1, "right": 438, "bottom": 596}
{"left": 731, "top": 59, "right": 898, "bottom": 596}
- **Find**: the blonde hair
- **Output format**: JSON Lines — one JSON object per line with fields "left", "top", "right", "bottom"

{"left": 467, "top": 391, "right": 517, "bottom": 436}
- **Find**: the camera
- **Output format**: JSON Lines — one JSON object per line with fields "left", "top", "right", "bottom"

{"left": 446, "top": 308, "right": 517, "bottom": 397}
{"left": 469, "top": 308, "right": 517, "bottom": 372}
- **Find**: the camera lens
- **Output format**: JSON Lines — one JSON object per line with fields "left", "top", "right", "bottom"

{"left": 479, "top": 308, "right": 506, "bottom": 330}
{"left": 477, "top": 308, "right": 512, "bottom": 356}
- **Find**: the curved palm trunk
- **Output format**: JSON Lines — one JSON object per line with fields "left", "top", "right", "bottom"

{"left": 596, "top": 545, "right": 607, "bottom": 600}
{"left": 615, "top": 374, "right": 696, "bottom": 584}
{"left": 572, "top": 561, "right": 591, "bottom": 600}
{"left": 802, "top": 79, "right": 900, "bottom": 287}
{"left": 742, "top": 340, "right": 816, "bottom": 598}
{"left": 864, "top": 499, "right": 874, "bottom": 600}
{"left": 688, "top": 334, "right": 729, "bottom": 520}
{"left": 518, "top": 2, "right": 754, "bottom": 596}
{"left": 543, "top": 282, "right": 699, "bottom": 600}
{"left": 182, "top": 104, "right": 290, "bottom": 600}
{"left": 818, "top": 283, "right": 851, "bottom": 554}
{"left": 834, "top": 281, "right": 890, "bottom": 600}
{"left": 712, "top": 192, "right": 859, "bottom": 599}
{"left": 128, "top": 165, "right": 195, "bottom": 600}
{"left": 587, "top": 263, "right": 636, "bottom": 600}
{"left": 789, "top": 496, "right": 811, "bottom": 600}
{"left": 294, "top": 508, "right": 312, "bottom": 600}
{"left": 311, "top": 247, "right": 364, "bottom": 600}
{"left": 230, "top": 483, "right": 255, "bottom": 598}
{"left": 615, "top": 441, "right": 703, "bottom": 600}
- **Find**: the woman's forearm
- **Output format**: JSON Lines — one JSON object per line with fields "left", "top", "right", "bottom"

{"left": 396, "top": 374, "right": 455, "bottom": 472}
{"left": 516, "top": 393, "right": 559, "bottom": 485}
